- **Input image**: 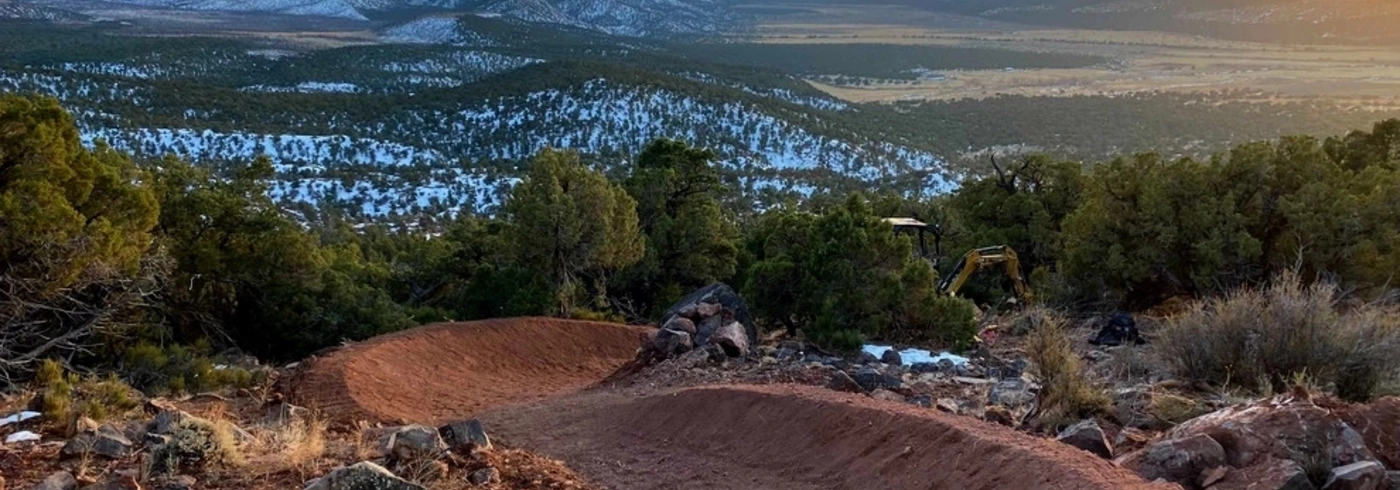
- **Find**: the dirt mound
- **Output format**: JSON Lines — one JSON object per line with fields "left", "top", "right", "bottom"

{"left": 289, "top": 317, "right": 649, "bottom": 423}
{"left": 479, "top": 384, "right": 1172, "bottom": 490}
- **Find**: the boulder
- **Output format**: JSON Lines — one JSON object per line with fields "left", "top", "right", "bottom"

{"left": 910, "top": 394, "right": 933, "bottom": 408}
{"left": 1389, "top": 472, "right": 1400, "bottom": 490}
{"left": 385, "top": 425, "right": 446, "bottom": 461}
{"left": 826, "top": 371, "right": 864, "bottom": 393}
{"left": 1056, "top": 419, "right": 1113, "bottom": 459}
{"left": 61, "top": 424, "right": 133, "bottom": 459}
{"left": 651, "top": 328, "right": 693, "bottom": 358}
{"left": 773, "top": 347, "right": 800, "bottom": 362}
{"left": 265, "top": 402, "right": 311, "bottom": 426}
{"left": 870, "top": 389, "right": 905, "bottom": 403}
{"left": 468, "top": 467, "right": 500, "bottom": 486}
{"left": 1206, "top": 457, "right": 1312, "bottom": 490}
{"left": 661, "top": 316, "right": 696, "bottom": 335}
{"left": 439, "top": 419, "right": 491, "bottom": 452}
{"left": 1115, "top": 433, "right": 1226, "bottom": 486}
{"left": 303, "top": 462, "right": 427, "bottom": 490}
{"left": 35, "top": 472, "right": 77, "bottom": 490}
{"left": 1322, "top": 461, "right": 1387, "bottom": 490}
{"left": 983, "top": 406, "right": 1016, "bottom": 427}
{"left": 852, "top": 368, "right": 901, "bottom": 392}
{"left": 1168, "top": 395, "right": 1375, "bottom": 469}
{"left": 694, "top": 314, "right": 724, "bottom": 346}
{"left": 988, "top": 378, "right": 1035, "bottom": 408}
{"left": 910, "top": 362, "right": 942, "bottom": 374}
{"left": 659, "top": 283, "right": 755, "bottom": 344}
{"left": 709, "top": 321, "right": 750, "bottom": 357}
{"left": 858, "top": 351, "right": 880, "bottom": 364}
{"left": 880, "top": 349, "right": 903, "bottom": 366}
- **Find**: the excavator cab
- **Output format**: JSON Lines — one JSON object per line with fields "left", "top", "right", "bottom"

{"left": 883, "top": 217, "right": 934, "bottom": 261}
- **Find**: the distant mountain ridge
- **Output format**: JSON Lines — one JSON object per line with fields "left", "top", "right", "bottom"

{"left": 74, "top": 0, "right": 741, "bottom": 36}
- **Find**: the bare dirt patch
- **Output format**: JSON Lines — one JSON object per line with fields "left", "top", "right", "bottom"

{"left": 288, "top": 317, "right": 651, "bottom": 424}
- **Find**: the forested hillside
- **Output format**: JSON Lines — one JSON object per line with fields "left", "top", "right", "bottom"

{"left": 3, "top": 92, "right": 1399, "bottom": 389}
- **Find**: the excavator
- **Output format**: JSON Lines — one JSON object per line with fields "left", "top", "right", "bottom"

{"left": 881, "top": 218, "right": 1033, "bottom": 303}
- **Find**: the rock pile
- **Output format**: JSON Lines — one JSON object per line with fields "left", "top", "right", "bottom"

{"left": 1116, "top": 393, "right": 1394, "bottom": 490}
{"left": 649, "top": 284, "right": 756, "bottom": 360}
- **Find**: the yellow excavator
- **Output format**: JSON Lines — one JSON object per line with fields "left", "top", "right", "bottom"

{"left": 937, "top": 245, "right": 1033, "bottom": 304}
{"left": 881, "top": 218, "right": 1033, "bottom": 303}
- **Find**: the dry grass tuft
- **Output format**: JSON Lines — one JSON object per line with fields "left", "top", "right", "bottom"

{"left": 1025, "top": 308, "right": 1111, "bottom": 430}
{"left": 1159, "top": 273, "right": 1400, "bottom": 402}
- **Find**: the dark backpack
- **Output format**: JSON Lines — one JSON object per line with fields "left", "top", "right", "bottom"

{"left": 1089, "top": 313, "right": 1143, "bottom": 346}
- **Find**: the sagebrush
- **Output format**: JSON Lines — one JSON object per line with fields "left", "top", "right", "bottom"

{"left": 1158, "top": 274, "right": 1400, "bottom": 402}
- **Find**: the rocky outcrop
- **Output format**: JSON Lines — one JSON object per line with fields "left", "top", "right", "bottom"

{"left": 1057, "top": 419, "right": 1113, "bottom": 459}
{"left": 303, "top": 462, "right": 427, "bottom": 490}
{"left": 440, "top": 419, "right": 492, "bottom": 452}
{"left": 1117, "top": 433, "right": 1226, "bottom": 485}
{"left": 1322, "top": 461, "right": 1388, "bottom": 490}
{"left": 386, "top": 425, "right": 446, "bottom": 461}
{"left": 1117, "top": 394, "right": 1387, "bottom": 490}
{"left": 649, "top": 283, "right": 755, "bottom": 361}
{"left": 60, "top": 424, "right": 133, "bottom": 460}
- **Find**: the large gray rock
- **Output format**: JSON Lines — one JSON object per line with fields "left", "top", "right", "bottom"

{"left": 1167, "top": 395, "right": 1375, "bottom": 469}
{"left": 1115, "top": 433, "right": 1226, "bottom": 486}
{"left": 852, "top": 368, "right": 901, "bottom": 392}
{"left": 35, "top": 472, "right": 78, "bottom": 490}
{"left": 827, "top": 371, "right": 864, "bottom": 393}
{"left": 1323, "top": 461, "right": 1388, "bottom": 490}
{"left": 880, "top": 349, "right": 903, "bottom": 366}
{"left": 303, "top": 462, "right": 427, "bottom": 490}
{"left": 439, "top": 419, "right": 491, "bottom": 452}
{"left": 988, "top": 378, "right": 1035, "bottom": 408}
{"left": 468, "top": 467, "right": 500, "bottom": 486}
{"left": 659, "top": 283, "right": 755, "bottom": 344}
{"left": 651, "top": 328, "right": 693, "bottom": 357}
{"left": 709, "top": 321, "right": 750, "bottom": 357}
{"left": 61, "top": 424, "right": 133, "bottom": 459}
{"left": 1056, "top": 419, "right": 1113, "bottom": 459}
{"left": 661, "top": 316, "right": 696, "bottom": 335}
{"left": 385, "top": 425, "right": 446, "bottom": 461}
{"left": 1208, "top": 457, "right": 1313, "bottom": 490}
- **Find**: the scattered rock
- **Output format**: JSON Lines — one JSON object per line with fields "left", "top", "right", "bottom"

{"left": 870, "top": 389, "right": 905, "bottom": 403}
{"left": 386, "top": 425, "right": 446, "bottom": 461}
{"left": 852, "top": 368, "right": 902, "bottom": 392}
{"left": 772, "top": 347, "right": 799, "bottom": 361}
{"left": 954, "top": 376, "right": 996, "bottom": 386}
{"left": 709, "top": 321, "right": 750, "bottom": 357}
{"left": 1056, "top": 419, "right": 1113, "bottom": 459}
{"left": 909, "top": 362, "right": 940, "bottom": 374}
{"left": 440, "top": 419, "right": 491, "bottom": 452}
{"left": 1388, "top": 472, "right": 1400, "bottom": 490}
{"left": 151, "top": 475, "right": 197, "bottom": 490}
{"left": 983, "top": 406, "right": 1016, "bottom": 427}
{"left": 61, "top": 424, "right": 133, "bottom": 459}
{"left": 303, "top": 462, "right": 427, "bottom": 490}
{"left": 1115, "top": 433, "right": 1225, "bottom": 486}
{"left": 35, "top": 472, "right": 77, "bottom": 490}
{"left": 880, "top": 349, "right": 903, "bottom": 366}
{"left": 935, "top": 398, "right": 960, "bottom": 414}
{"left": 1322, "top": 461, "right": 1387, "bottom": 490}
{"left": 988, "top": 378, "right": 1035, "bottom": 408}
{"left": 265, "top": 402, "right": 311, "bottom": 426}
{"left": 910, "top": 394, "right": 933, "bottom": 408}
{"left": 675, "top": 345, "right": 716, "bottom": 368}
{"left": 661, "top": 316, "right": 696, "bottom": 335}
{"left": 1199, "top": 466, "right": 1229, "bottom": 488}
{"left": 858, "top": 351, "right": 879, "bottom": 364}
{"left": 1168, "top": 395, "right": 1375, "bottom": 469}
{"left": 468, "top": 467, "right": 500, "bottom": 486}
{"left": 826, "top": 370, "right": 864, "bottom": 393}
{"left": 1084, "top": 350, "right": 1112, "bottom": 363}
{"left": 1206, "top": 457, "right": 1312, "bottom": 490}
{"left": 652, "top": 328, "right": 693, "bottom": 358}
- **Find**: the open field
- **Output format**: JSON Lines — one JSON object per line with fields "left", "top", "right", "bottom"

{"left": 744, "top": 4, "right": 1400, "bottom": 105}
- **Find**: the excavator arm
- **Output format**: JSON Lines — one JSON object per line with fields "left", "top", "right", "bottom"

{"left": 937, "top": 246, "right": 1033, "bottom": 303}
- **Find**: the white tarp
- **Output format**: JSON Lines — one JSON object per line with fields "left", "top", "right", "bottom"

{"left": 0, "top": 411, "right": 40, "bottom": 428}
{"left": 862, "top": 344, "right": 969, "bottom": 366}
{"left": 5, "top": 430, "right": 40, "bottom": 444}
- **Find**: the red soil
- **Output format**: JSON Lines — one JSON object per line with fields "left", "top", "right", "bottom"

{"left": 288, "top": 317, "right": 650, "bottom": 423}
{"left": 479, "top": 384, "right": 1175, "bottom": 490}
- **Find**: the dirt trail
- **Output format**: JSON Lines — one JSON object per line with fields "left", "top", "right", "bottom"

{"left": 479, "top": 384, "right": 1173, "bottom": 490}
{"left": 290, "top": 318, "right": 1168, "bottom": 489}
{"left": 289, "top": 317, "right": 650, "bottom": 423}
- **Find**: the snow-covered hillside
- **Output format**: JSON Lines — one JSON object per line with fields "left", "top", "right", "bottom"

{"left": 465, "top": 0, "right": 740, "bottom": 36}
{"left": 103, "top": 0, "right": 368, "bottom": 19}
